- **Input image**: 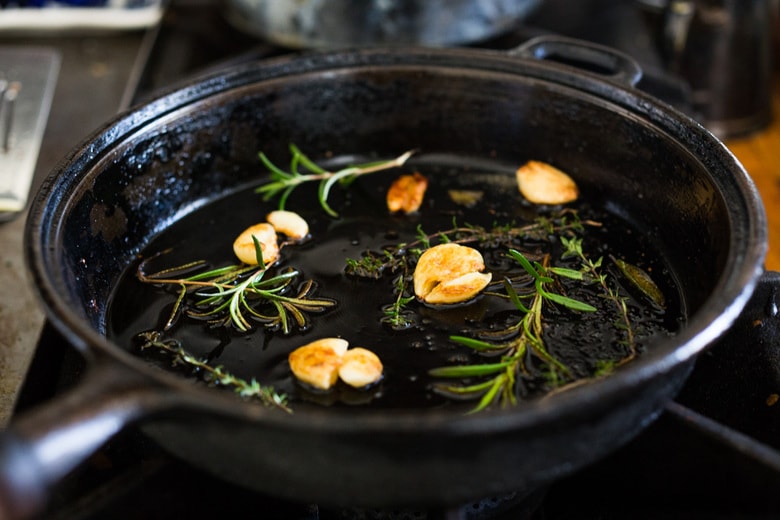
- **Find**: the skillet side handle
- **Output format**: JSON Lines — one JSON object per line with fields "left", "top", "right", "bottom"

{"left": 0, "top": 358, "right": 174, "bottom": 520}
{"left": 511, "top": 35, "right": 644, "bottom": 88}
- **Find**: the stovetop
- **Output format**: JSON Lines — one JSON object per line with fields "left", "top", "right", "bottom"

{"left": 11, "top": 0, "right": 780, "bottom": 518}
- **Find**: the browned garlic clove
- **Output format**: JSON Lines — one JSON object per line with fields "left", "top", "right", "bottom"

{"left": 233, "top": 222, "right": 280, "bottom": 266}
{"left": 338, "top": 347, "right": 384, "bottom": 388}
{"left": 413, "top": 243, "right": 492, "bottom": 304}
{"left": 267, "top": 210, "right": 309, "bottom": 240}
{"left": 447, "top": 189, "right": 484, "bottom": 208}
{"left": 386, "top": 172, "right": 428, "bottom": 214}
{"left": 515, "top": 160, "right": 579, "bottom": 205}
{"left": 288, "top": 337, "right": 350, "bottom": 390}
{"left": 423, "top": 271, "right": 493, "bottom": 305}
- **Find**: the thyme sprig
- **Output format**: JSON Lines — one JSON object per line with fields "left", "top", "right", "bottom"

{"left": 346, "top": 211, "right": 592, "bottom": 279}
{"left": 136, "top": 330, "right": 291, "bottom": 413}
{"left": 255, "top": 144, "right": 415, "bottom": 217}
{"left": 381, "top": 271, "right": 417, "bottom": 329}
{"left": 430, "top": 251, "right": 596, "bottom": 413}
{"left": 561, "top": 236, "right": 637, "bottom": 366}
{"left": 346, "top": 211, "right": 596, "bottom": 329}
{"left": 137, "top": 250, "right": 336, "bottom": 333}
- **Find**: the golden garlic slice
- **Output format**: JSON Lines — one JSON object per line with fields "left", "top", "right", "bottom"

{"left": 515, "top": 160, "right": 579, "bottom": 205}
{"left": 306, "top": 337, "right": 350, "bottom": 357}
{"left": 267, "top": 210, "right": 309, "bottom": 240}
{"left": 288, "top": 338, "right": 349, "bottom": 390}
{"left": 413, "top": 243, "right": 492, "bottom": 304}
{"left": 386, "top": 172, "right": 428, "bottom": 214}
{"left": 338, "top": 347, "right": 384, "bottom": 388}
{"left": 423, "top": 271, "right": 493, "bottom": 305}
{"left": 233, "top": 222, "right": 280, "bottom": 266}
{"left": 447, "top": 189, "right": 484, "bottom": 208}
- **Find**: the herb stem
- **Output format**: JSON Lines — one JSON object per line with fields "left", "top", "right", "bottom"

{"left": 137, "top": 331, "right": 291, "bottom": 413}
{"left": 138, "top": 253, "right": 335, "bottom": 333}
{"left": 256, "top": 145, "right": 415, "bottom": 217}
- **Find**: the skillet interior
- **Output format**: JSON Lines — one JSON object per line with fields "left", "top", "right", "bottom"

{"left": 27, "top": 47, "right": 766, "bottom": 506}
{"left": 106, "top": 150, "right": 684, "bottom": 412}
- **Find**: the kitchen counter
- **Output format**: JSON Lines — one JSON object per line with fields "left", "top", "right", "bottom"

{"left": 0, "top": 22, "right": 778, "bottom": 428}
{"left": 0, "top": 30, "right": 151, "bottom": 425}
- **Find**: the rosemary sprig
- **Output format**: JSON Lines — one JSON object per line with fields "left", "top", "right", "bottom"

{"left": 137, "top": 331, "right": 291, "bottom": 412}
{"left": 255, "top": 144, "right": 415, "bottom": 217}
{"left": 137, "top": 250, "right": 336, "bottom": 333}
{"left": 507, "top": 248, "right": 597, "bottom": 313}
{"left": 430, "top": 251, "right": 596, "bottom": 413}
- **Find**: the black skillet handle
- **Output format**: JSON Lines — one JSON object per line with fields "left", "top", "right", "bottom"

{"left": 511, "top": 35, "right": 644, "bottom": 88}
{"left": 0, "top": 354, "right": 175, "bottom": 520}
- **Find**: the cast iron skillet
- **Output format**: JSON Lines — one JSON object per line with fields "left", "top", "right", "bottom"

{"left": 0, "top": 37, "right": 767, "bottom": 518}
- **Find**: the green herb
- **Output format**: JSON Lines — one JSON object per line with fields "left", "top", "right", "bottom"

{"left": 255, "top": 144, "right": 415, "bottom": 217}
{"left": 346, "top": 211, "right": 591, "bottom": 278}
{"left": 429, "top": 224, "right": 660, "bottom": 413}
{"left": 611, "top": 255, "right": 666, "bottom": 308}
{"left": 507, "top": 248, "right": 597, "bottom": 313}
{"left": 345, "top": 211, "right": 596, "bottom": 327}
{"left": 430, "top": 252, "right": 597, "bottom": 413}
{"left": 136, "top": 330, "right": 291, "bottom": 413}
{"left": 137, "top": 249, "right": 336, "bottom": 334}
{"left": 381, "top": 272, "right": 416, "bottom": 330}
{"left": 562, "top": 237, "right": 638, "bottom": 364}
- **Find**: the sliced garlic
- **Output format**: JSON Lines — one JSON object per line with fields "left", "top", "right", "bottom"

{"left": 413, "top": 243, "right": 492, "bottom": 304}
{"left": 515, "top": 160, "right": 579, "bottom": 205}
{"left": 423, "top": 271, "right": 493, "bottom": 305}
{"left": 447, "top": 189, "right": 484, "bottom": 208}
{"left": 338, "top": 347, "right": 384, "bottom": 388}
{"left": 233, "top": 222, "right": 280, "bottom": 266}
{"left": 311, "top": 337, "right": 350, "bottom": 357}
{"left": 288, "top": 338, "right": 349, "bottom": 390}
{"left": 386, "top": 172, "right": 428, "bottom": 214}
{"left": 267, "top": 210, "right": 309, "bottom": 240}
{"left": 289, "top": 338, "right": 383, "bottom": 391}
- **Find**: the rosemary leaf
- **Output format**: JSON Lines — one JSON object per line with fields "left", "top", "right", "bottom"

{"left": 469, "top": 375, "right": 507, "bottom": 414}
{"left": 450, "top": 335, "right": 504, "bottom": 352}
{"left": 542, "top": 291, "right": 597, "bottom": 312}
{"left": 612, "top": 256, "right": 666, "bottom": 308}
{"left": 428, "top": 361, "right": 512, "bottom": 378}
{"left": 548, "top": 266, "right": 585, "bottom": 280}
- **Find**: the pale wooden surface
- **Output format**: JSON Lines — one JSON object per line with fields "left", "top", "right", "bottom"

{"left": 726, "top": 72, "right": 780, "bottom": 272}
